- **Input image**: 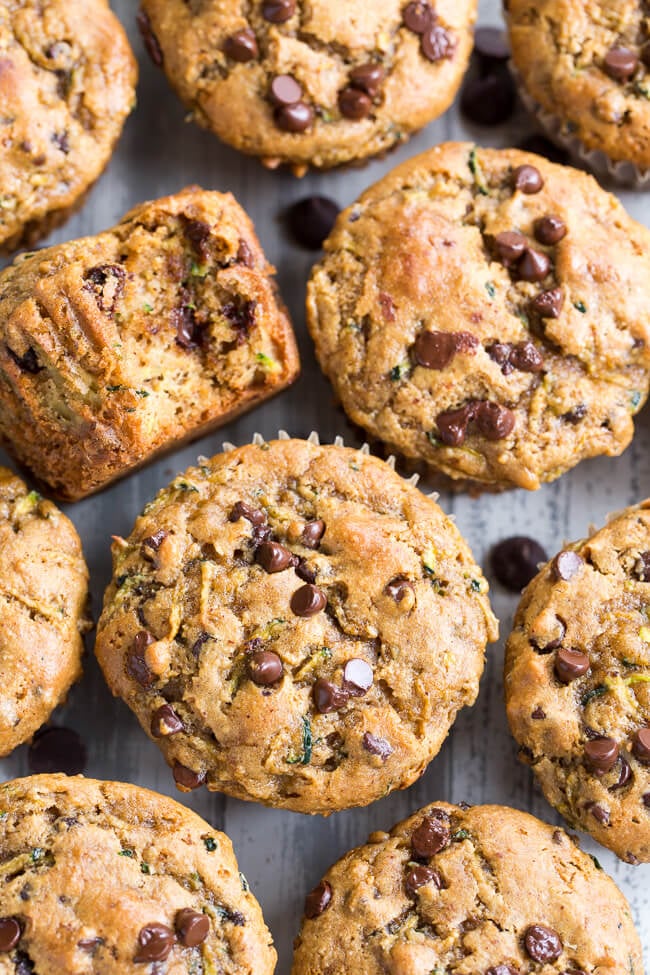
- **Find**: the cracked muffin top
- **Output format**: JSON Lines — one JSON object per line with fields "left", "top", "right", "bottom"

{"left": 0, "top": 467, "right": 89, "bottom": 757}
{"left": 0, "top": 0, "right": 137, "bottom": 254}
{"left": 307, "top": 142, "right": 650, "bottom": 491}
{"left": 291, "top": 801, "right": 643, "bottom": 975}
{"left": 508, "top": 0, "right": 650, "bottom": 171}
{"left": 505, "top": 500, "right": 650, "bottom": 864}
{"left": 136, "top": 0, "right": 476, "bottom": 173}
{"left": 95, "top": 437, "right": 497, "bottom": 815}
{"left": 0, "top": 774, "right": 276, "bottom": 975}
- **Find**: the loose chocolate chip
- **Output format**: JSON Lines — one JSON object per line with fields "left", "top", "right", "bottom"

{"left": 552, "top": 550, "right": 583, "bottom": 581}
{"left": 518, "top": 248, "right": 551, "bottom": 282}
{"left": 634, "top": 552, "right": 650, "bottom": 581}
{"left": 275, "top": 102, "right": 314, "bottom": 133}
{"left": 0, "top": 917, "right": 21, "bottom": 952}
{"left": 291, "top": 584, "right": 327, "bottom": 617}
{"left": 530, "top": 287, "right": 564, "bottom": 319}
{"left": 141, "top": 529, "right": 167, "bottom": 559}
{"left": 286, "top": 198, "right": 339, "bottom": 250}
{"left": 517, "top": 134, "right": 569, "bottom": 165}
{"left": 28, "top": 726, "right": 87, "bottom": 775}
{"left": 411, "top": 814, "right": 451, "bottom": 858}
{"left": 302, "top": 519, "right": 326, "bottom": 548}
{"left": 405, "top": 864, "right": 441, "bottom": 897}
{"left": 414, "top": 330, "right": 478, "bottom": 369}
{"left": 343, "top": 659, "right": 373, "bottom": 695}
{"left": 295, "top": 557, "right": 317, "bottom": 584}
{"left": 151, "top": 704, "right": 184, "bottom": 738}
{"left": 313, "top": 678, "right": 348, "bottom": 713}
{"left": 534, "top": 215, "right": 567, "bottom": 245}
{"left": 421, "top": 24, "right": 456, "bottom": 62}
{"left": 229, "top": 501, "right": 266, "bottom": 527}
{"left": 436, "top": 404, "right": 474, "bottom": 446}
{"left": 561, "top": 404, "right": 587, "bottom": 425}
{"left": 603, "top": 46, "right": 639, "bottom": 82}
{"left": 134, "top": 924, "right": 175, "bottom": 963}
{"left": 223, "top": 28, "right": 258, "bottom": 62}
{"left": 633, "top": 728, "right": 650, "bottom": 764}
{"left": 385, "top": 576, "right": 415, "bottom": 602}
{"left": 248, "top": 650, "right": 283, "bottom": 686}
{"left": 136, "top": 10, "right": 163, "bottom": 66}
{"left": 524, "top": 924, "right": 563, "bottom": 963}
{"left": 270, "top": 74, "right": 302, "bottom": 106}
{"left": 305, "top": 880, "right": 332, "bottom": 919}
{"left": 512, "top": 164, "right": 544, "bottom": 193}
{"left": 490, "top": 536, "right": 547, "bottom": 592}
{"left": 256, "top": 541, "right": 295, "bottom": 573}
{"left": 587, "top": 802, "right": 610, "bottom": 824}
{"left": 349, "top": 63, "right": 385, "bottom": 96}
{"left": 127, "top": 631, "right": 155, "bottom": 688}
{"left": 262, "top": 0, "right": 295, "bottom": 21}
{"left": 461, "top": 69, "right": 516, "bottom": 126}
{"left": 494, "top": 230, "right": 527, "bottom": 266}
{"left": 339, "top": 87, "right": 372, "bottom": 119}
{"left": 402, "top": 1, "right": 434, "bottom": 33}
{"left": 584, "top": 737, "right": 620, "bottom": 774}
{"left": 474, "top": 401, "right": 515, "bottom": 440}
{"left": 610, "top": 755, "right": 632, "bottom": 790}
{"left": 362, "top": 733, "right": 394, "bottom": 760}
{"left": 474, "top": 26, "right": 510, "bottom": 63}
{"left": 555, "top": 648, "right": 590, "bottom": 683}
{"left": 173, "top": 763, "right": 205, "bottom": 791}
{"left": 175, "top": 909, "right": 209, "bottom": 948}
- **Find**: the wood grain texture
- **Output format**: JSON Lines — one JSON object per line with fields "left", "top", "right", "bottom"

{"left": 0, "top": 1, "right": 648, "bottom": 970}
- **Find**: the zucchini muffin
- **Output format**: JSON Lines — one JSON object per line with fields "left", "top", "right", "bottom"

{"left": 505, "top": 501, "right": 650, "bottom": 864}
{"left": 95, "top": 436, "right": 497, "bottom": 814}
{"left": 0, "top": 188, "right": 299, "bottom": 500}
{"left": 291, "top": 802, "right": 643, "bottom": 975}
{"left": 0, "top": 774, "right": 276, "bottom": 974}
{"left": 307, "top": 142, "right": 650, "bottom": 491}
{"left": 0, "top": 0, "right": 137, "bottom": 254}
{"left": 0, "top": 467, "right": 89, "bottom": 757}
{"left": 508, "top": 0, "right": 650, "bottom": 179}
{"left": 137, "top": 0, "right": 476, "bottom": 173}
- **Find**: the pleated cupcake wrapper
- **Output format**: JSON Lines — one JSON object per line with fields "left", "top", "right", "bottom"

{"left": 509, "top": 61, "right": 650, "bottom": 189}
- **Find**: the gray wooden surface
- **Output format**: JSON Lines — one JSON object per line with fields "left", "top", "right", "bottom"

{"left": 1, "top": 1, "right": 648, "bottom": 970}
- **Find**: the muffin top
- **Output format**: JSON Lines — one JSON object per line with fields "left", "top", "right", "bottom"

{"left": 505, "top": 500, "right": 650, "bottom": 864}
{"left": 0, "top": 467, "right": 89, "bottom": 757}
{"left": 0, "top": 0, "right": 137, "bottom": 253}
{"left": 138, "top": 0, "right": 476, "bottom": 171}
{"left": 95, "top": 437, "right": 497, "bottom": 814}
{"left": 307, "top": 142, "right": 650, "bottom": 490}
{"left": 291, "top": 801, "right": 643, "bottom": 975}
{"left": 508, "top": 0, "right": 650, "bottom": 170}
{"left": 0, "top": 774, "right": 276, "bottom": 974}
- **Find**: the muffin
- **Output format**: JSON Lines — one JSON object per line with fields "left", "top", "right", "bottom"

{"left": 307, "top": 142, "right": 650, "bottom": 491}
{"left": 0, "top": 774, "right": 276, "bottom": 974}
{"left": 137, "top": 1, "right": 476, "bottom": 174}
{"left": 291, "top": 801, "right": 643, "bottom": 975}
{"left": 505, "top": 501, "right": 650, "bottom": 864}
{"left": 0, "top": 467, "right": 89, "bottom": 757}
{"left": 95, "top": 436, "right": 497, "bottom": 814}
{"left": 0, "top": 188, "right": 300, "bottom": 500}
{"left": 508, "top": 0, "right": 650, "bottom": 183}
{"left": 0, "top": 0, "right": 137, "bottom": 254}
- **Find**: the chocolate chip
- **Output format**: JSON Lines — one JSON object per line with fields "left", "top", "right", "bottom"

{"left": 385, "top": 577, "right": 415, "bottom": 602}
{"left": 127, "top": 631, "right": 155, "bottom": 688}
{"left": 295, "top": 558, "right": 316, "bottom": 584}
{"left": 534, "top": 215, "right": 567, "bottom": 245}
{"left": 530, "top": 287, "right": 564, "bottom": 318}
{"left": 262, "top": 0, "right": 295, "bottom": 21}
{"left": 402, "top": 2, "right": 434, "bottom": 33}
{"left": 362, "top": 733, "right": 394, "bottom": 760}
{"left": 28, "top": 726, "right": 87, "bottom": 775}
{"left": 173, "top": 303, "right": 200, "bottom": 350}
{"left": 339, "top": 87, "right": 372, "bottom": 119}
{"left": 584, "top": 737, "right": 619, "bottom": 774}
{"left": 512, "top": 164, "right": 544, "bottom": 193}
{"left": 349, "top": 63, "right": 385, "bottom": 96}
{"left": 518, "top": 248, "right": 551, "bottom": 282}
{"left": 256, "top": 541, "right": 295, "bottom": 573}
{"left": 490, "top": 536, "right": 547, "bottom": 592}
{"left": 461, "top": 69, "right": 516, "bottom": 126}
{"left": 603, "top": 46, "right": 639, "bottom": 82}
{"left": 343, "top": 659, "right": 373, "bottom": 696}
{"left": 313, "top": 679, "right": 348, "bottom": 713}
{"left": 223, "top": 297, "right": 257, "bottom": 342}
{"left": 78, "top": 937, "right": 103, "bottom": 953}
{"left": 173, "top": 763, "right": 205, "bottom": 791}
{"left": 175, "top": 909, "right": 209, "bottom": 948}
{"left": 275, "top": 102, "right": 314, "bottom": 133}
{"left": 474, "top": 401, "right": 515, "bottom": 440}
{"left": 302, "top": 519, "right": 326, "bottom": 548}
{"left": 269, "top": 75, "right": 301, "bottom": 107}
{"left": 151, "top": 704, "right": 184, "bottom": 738}
{"left": 610, "top": 755, "right": 632, "bottom": 790}
{"left": 52, "top": 131, "right": 69, "bottom": 153}
{"left": 248, "top": 650, "right": 283, "bottom": 686}
{"left": 6, "top": 345, "right": 42, "bottom": 374}
{"left": 555, "top": 648, "right": 590, "bottom": 683}
{"left": 531, "top": 707, "right": 546, "bottom": 719}
{"left": 587, "top": 802, "right": 610, "bottom": 824}
{"left": 634, "top": 552, "right": 650, "bottom": 581}
{"left": 517, "top": 135, "right": 569, "bottom": 165}
{"left": 411, "top": 813, "right": 450, "bottom": 858}
{"left": 291, "top": 584, "right": 327, "bottom": 617}
{"left": 134, "top": 924, "right": 175, "bottom": 963}
{"left": 488, "top": 341, "right": 543, "bottom": 374}
{"left": 304, "top": 880, "right": 332, "bottom": 919}
{"left": 141, "top": 529, "right": 167, "bottom": 560}
{"left": 136, "top": 10, "right": 163, "bottom": 66}
{"left": 286, "top": 198, "right": 339, "bottom": 250}
{"left": 414, "top": 330, "right": 478, "bottom": 369}
{"left": 633, "top": 728, "right": 650, "bottom": 764}
{"left": 552, "top": 550, "right": 583, "bottom": 581}
{"left": 474, "top": 26, "right": 510, "bottom": 63}
{"left": 494, "top": 230, "right": 527, "bottom": 266}
{"left": 237, "top": 239, "right": 254, "bottom": 266}
{"left": 421, "top": 24, "right": 456, "bottom": 62}
{"left": 643, "top": 793, "right": 650, "bottom": 808}
{"left": 436, "top": 404, "right": 473, "bottom": 446}
{"left": 223, "top": 28, "right": 258, "bottom": 62}
{"left": 524, "top": 925, "right": 563, "bottom": 963}
{"left": 0, "top": 917, "right": 21, "bottom": 952}
{"left": 83, "top": 264, "right": 126, "bottom": 315}
{"left": 405, "top": 864, "right": 441, "bottom": 896}
{"left": 561, "top": 403, "right": 588, "bottom": 425}
{"left": 229, "top": 501, "right": 266, "bottom": 527}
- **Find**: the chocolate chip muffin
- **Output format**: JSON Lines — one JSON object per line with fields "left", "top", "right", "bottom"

{"left": 137, "top": 1, "right": 476, "bottom": 174}
{"left": 508, "top": 0, "right": 650, "bottom": 178}
{"left": 0, "top": 468, "right": 89, "bottom": 757}
{"left": 0, "top": 188, "right": 300, "bottom": 500}
{"left": 291, "top": 801, "right": 643, "bottom": 975}
{"left": 0, "top": 774, "right": 276, "bottom": 973}
{"left": 95, "top": 436, "right": 497, "bottom": 814}
{"left": 0, "top": 0, "right": 137, "bottom": 254}
{"left": 307, "top": 142, "right": 650, "bottom": 491}
{"left": 505, "top": 501, "right": 650, "bottom": 864}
